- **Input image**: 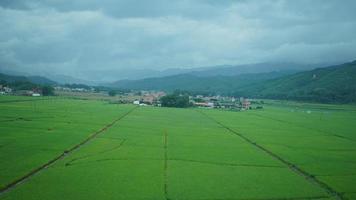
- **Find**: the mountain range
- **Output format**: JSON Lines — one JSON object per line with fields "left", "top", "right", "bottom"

{"left": 0, "top": 73, "right": 56, "bottom": 85}
{"left": 1, "top": 60, "right": 356, "bottom": 103}
{"left": 112, "top": 60, "right": 356, "bottom": 103}
{"left": 1, "top": 62, "right": 327, "bottom": 84}
{"left": 110, "top": 71, "right": 295, "bottom": 93}
{"left": 65, "top": 62, "right": 326, "bottom": 82}
{"left": 238, "top": 60, "right": 356, "bottom": 103}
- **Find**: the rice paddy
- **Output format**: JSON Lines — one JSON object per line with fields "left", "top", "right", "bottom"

{"left": 0, "top": 96, "right": 355, "bottom": 200}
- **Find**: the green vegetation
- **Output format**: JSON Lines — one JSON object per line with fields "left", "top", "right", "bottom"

{"left": 112, "top": 61, "right": 356, "bottom": 103}
{"left": 108, "top": 90, "right": 117, "bottom": 96}
{"left": 0, "top": 73, "right": 56, "bottom": 95}
{"left": 41, "top": 85, "right": 54, "bottom": 96}
{"left": 112, "top": 71, "right": 292, "bottom": 96}
{"left": 0, "top": 73, "right": 56, "bottom": 86}
{"left": 236, "top": 60, "right": 356, "bottom": 103}
{"left": 0, "top": 96, "right": 134, "bottom": 190}
{"left": 0, "top": 96, "right": 355, "bottom": 200}
{"left": 63, "top": 83, "right": 91, "bottom": 90}
{"left": 160, "top": 93, "right": 190, "bottom": 108}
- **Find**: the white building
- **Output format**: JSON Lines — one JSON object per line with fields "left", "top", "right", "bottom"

{"left": 4, "top": 87, "right": 12, "bottom": 93}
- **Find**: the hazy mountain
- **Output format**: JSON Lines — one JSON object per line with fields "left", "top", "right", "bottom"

{"left": 111, "top": 60, "right": 356, "bottom": 103}
{"left": 83, "top": 68, "right": 196, "bottom": 82}
{"left": 27, "top": 76, "right": 57, "bottom": 85}
{"left": 110, "top": 62, "right": 334, "bottom": 91}
{"left": 111, "top": 70, "right": 296, "bottom": 93}
{"left": 0, "top": 73, "right": 56, "bottom": 85}
{"left": 0, "top": 68, "right": 92, "bottom": 85}
{"left": 187, "top": 63, "right": 324, "bottom": 77}
{"left": 0, "top": 73, "right": 28, "bottom": 83}
{"left": 45, "top": 74, "right": 96, "bottom": 85}
{"left": 94, "top": 62, "right": 326, "bottom": 82}
{"left": 1, "top": 62, "right": 330, "bottom": 85}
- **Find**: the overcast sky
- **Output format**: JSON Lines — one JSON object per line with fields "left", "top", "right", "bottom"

{"left": 0, "top": 0, "right": 356, "bottom": 78}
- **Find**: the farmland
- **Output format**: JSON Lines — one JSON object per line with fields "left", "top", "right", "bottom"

{"left": 0, "top": 96, "right": 355, "bottom": 200}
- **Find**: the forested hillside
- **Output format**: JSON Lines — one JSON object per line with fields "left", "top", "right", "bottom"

{"left": 112, "top": 61, "right": 356, "bottom": 103}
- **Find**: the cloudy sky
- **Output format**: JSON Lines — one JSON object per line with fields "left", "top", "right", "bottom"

{"left": 0, "top": 0, "right": 356, "bottom": 80}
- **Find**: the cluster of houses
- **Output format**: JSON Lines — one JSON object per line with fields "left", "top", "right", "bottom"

{"left": 2, "top": 84, "right": 259, "bottom": 111}
{"left": 54, "top": 86, "right": 95, "bottom": 92}
{"left": 131, "top": 91, "right": 258, "bottom": 111}
{"left": 25, "top": 90, "right": 41, "bottom": 96}
{"left": 191, "top": 96, "right": 253, "bottom": 110}
{"left": 0, "top": 85, "right": 12, "bottom": 95}
{"left": 0, "top": 85, "right": 42, "bottom": 96}
{"left": 133, "top": 91, "right": 166, "bottom": 106}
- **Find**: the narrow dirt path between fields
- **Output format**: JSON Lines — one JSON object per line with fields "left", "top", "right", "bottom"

{"left": 196, "top": 110, "right": 344, "bottom": 200}
{"left": 0, "top": 106, "right": 138, "bottom": 195}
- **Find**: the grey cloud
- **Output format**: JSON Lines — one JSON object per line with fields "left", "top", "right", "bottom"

{"left": 0, "top": 0, "right": 231, "bottom": 19}
{"left": 0, "top": 0, "right": 356, "bottom": 80}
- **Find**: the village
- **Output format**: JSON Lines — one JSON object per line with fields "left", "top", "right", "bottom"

{"left": 1, "top": 83, "right": 261, "bottom": 111}
{"left": 133, "top": 92, "right": 261, "bottom": 111}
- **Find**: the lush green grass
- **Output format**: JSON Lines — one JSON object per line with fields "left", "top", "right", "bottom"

{"left": 1, "top": 96, "right": 355, "bottom": 200}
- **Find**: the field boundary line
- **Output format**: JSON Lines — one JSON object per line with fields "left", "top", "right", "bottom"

{"left": 316, "top": 173, "right": 356, "bottom": 177}
{"left": 0, "top": 99, "right": 47, "bottom": 103}
{"left": 54, "top": 157, "right": 285, "bottom": 169}
{"left": 0, "top": 97, "right": 59, "bottom": 104}
{"left": 261, "top": 142, "right": 356, "bottom": 152}
{"left": 164, "top": 130, "right": 170, "bottom": 200}
{"left": 65, "top": 139, "right": 126, "bottom": 166}
{"left": 60, "top": 158, "right": 164, "bottom": 167}
{"left": 0, "top": 117, "right": 32, "bottom": 123}
{"left": 196, "top": 109, "right": 344, "bottom": 200}
{"left": 249, "top": 112, "right": 356, "bottom": 143}
{"left": 169, "top": 158, "right": 284, "bottom": 168}
{"left": 189, "top": 194, "right": 331, "bottom": 200}
{"left": 0, "top": 106, "right": 138, "bottom": 195}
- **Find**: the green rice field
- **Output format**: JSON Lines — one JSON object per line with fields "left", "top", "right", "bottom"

{"left": 0, "top": 96, "right": 355, "bottom": 200}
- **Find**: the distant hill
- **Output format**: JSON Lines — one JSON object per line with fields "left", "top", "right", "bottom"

{"left": 84, "top": 62, "right": 324, "bottom": 82}
{"left": 1, "top": 62, "right": 328, "bottom": 85}
{"left": 111, "top": 60, "right": 356, "bottom": 103}
{"left": 0, "top": 73, "right": 28, "bottom": 83}
{"left": 27, "top": 76, "right": 57, "bottom": 85}
{"left": 0, "top": 73, "right": 56, "bottom": 85}
{"left": 236, "top": 60, "right": 356, "bottom": 103}
{"left": 111, "top": 71, "right": 296, "bottom": 94}
{"left": 187, "top": 63, "right": 317, "bottom": 77}
{"left": 45, "top": 74, "right": 96, "bottom": 85}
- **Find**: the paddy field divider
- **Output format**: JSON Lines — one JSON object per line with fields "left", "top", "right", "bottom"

{"left": 0, "top": 106, "right": 138, "bottom": 195}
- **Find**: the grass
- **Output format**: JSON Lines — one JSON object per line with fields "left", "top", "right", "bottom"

{"left": 0, "top": 96, "right": 355, "bottom": 200}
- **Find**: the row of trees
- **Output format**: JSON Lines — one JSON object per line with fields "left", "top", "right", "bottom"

{"left": 41, "top": 85, "right": 54, "bottom": 96}
{"left": 160, "top": 93, "right": 191, "bottom": 108}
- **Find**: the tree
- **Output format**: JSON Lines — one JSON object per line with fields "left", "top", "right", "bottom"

{"left": 41, "top": 85, "right": 54, "bottom": 96}
{"left": 108, "top": 90, "right": 117, "bottom": 96}
{"left": 160, "top": 94, "right": 190, "bottom": 108}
